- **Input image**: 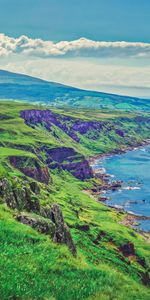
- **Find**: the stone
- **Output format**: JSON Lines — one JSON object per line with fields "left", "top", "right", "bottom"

{"left": 16, "top": 213, "right": 55, "bottom": 236}
{"left": 63, "top": 224, "right": 77, "bottom": 256}
{"left": 1, "top": 177, "right": 76, "bottom": 256}
{"left": 137, "top": 257, "right": 146, "bottom": 268}
{"left": 76, "top": 224, "right": 90, "bottom": 231}
{"left": 0, "top": 177, "right": 40, "bottom": 212}
{"left": 119, "top": 242, "right": 135, "bottom": 257}
{"left": 29, "top": 181, "right": 40, "bottom": 194}
{"left": 50, "top": 204, "right": 77, "bottom": 256}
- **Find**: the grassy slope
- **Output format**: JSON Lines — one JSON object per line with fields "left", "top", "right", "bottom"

{"left": 0, "top": 101, "right": 150, "bottom": 299}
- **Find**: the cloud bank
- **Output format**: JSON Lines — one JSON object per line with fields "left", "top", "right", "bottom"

{"left": 0, "top": 33, "right": 149, "bottom": 97}
{"left": 0, "top": 55, "right": 150, "bottom": 98}
{"left": 0, "top": 33, "right": 150, "bottom": 58}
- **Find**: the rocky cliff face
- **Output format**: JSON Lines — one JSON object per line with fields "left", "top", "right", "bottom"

{"left": 41, "top": 146, "right": 93, "bottom": 180}
{"left": 22, "top": 109, "right": 143, "bottom": 182}
{"left": 20, "top": 109, "right": 104, "bottom": 142}
{"left": 7, "top": 146, "right": 93, "bottom": 183}
{"left": 9, "top": 156, "right": 50, "bottom": 184}
{"left": 21, "top": 109, "right": 79, "bottom": 141}
{"left": 20, "top": 110, "right": 94, "bottom": 180}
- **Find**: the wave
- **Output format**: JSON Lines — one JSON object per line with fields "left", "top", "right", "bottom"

{"left": 123, "top": 186, "right": 141, "bottom": 190}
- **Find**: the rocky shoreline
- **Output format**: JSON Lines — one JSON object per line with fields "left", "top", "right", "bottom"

{"left": 86, "top": 139, "right": 150, "bottom": 235}
{"left": 88, "top": 138, "right": 150, "bottom": 165}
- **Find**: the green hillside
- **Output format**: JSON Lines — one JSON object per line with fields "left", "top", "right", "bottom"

{"left": 0, "top": 101, "right": 150, "bottom": 299}
{"left": 0, "top": 70, "right": 150, "bottom": 111}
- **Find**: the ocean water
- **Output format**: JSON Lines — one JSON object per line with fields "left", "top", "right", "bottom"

{"left": 94, "top": 145, "right": 150, "bottom": 232}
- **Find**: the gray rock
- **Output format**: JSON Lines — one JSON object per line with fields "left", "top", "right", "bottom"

{"left": 50, "top": 204, "right": 77, "bottom": 256}
{"left": 0, "top": 177, "right": 76, "bottom": 256}
{"left": 0, "top": 177, "right": 40, "bottom": 212}
{"left": 16, "top": 213, "right": 55, "bottom": 236}
{"left": 29, "top": 181, "right": 40, "bottom": 194}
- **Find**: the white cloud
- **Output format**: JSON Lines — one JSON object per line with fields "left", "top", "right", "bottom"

{"left": 0, "top": 33, "right": 149, "bottom": 97}
{"left": 0, "top": 33, "right": 150, "bottom": 58}
{"left": 0, "top": 55, "right": 150, "bottom": 97}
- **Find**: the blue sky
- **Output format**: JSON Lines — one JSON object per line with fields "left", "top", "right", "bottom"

{"left": 0, "top": 0, "right": 150, "bottom": 42}
{"left": 0, "top": 0, "right": 150, "bottom": 97}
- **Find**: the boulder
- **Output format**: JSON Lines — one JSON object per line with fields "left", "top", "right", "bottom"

{"left": 16, "top": 213, "right": 55, "bottom": 236}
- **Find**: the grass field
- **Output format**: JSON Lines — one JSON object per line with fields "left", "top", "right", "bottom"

{"left": 0, "top": 101, "right": 150, "bottom": 299}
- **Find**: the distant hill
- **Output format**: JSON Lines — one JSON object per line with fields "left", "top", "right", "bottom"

{"left": 0, "top": 69, "right": 150, "bottom": 111}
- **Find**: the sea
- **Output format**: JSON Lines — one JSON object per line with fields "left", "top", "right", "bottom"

{"left": 93, "top": 145, "right": 150, "bottom": 232}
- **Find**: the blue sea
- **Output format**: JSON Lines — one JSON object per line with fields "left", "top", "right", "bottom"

{"left": 93, "top": 145, "right": 150, "bottom": 232}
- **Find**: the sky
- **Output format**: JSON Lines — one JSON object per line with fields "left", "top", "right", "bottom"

{"left": 0, "top": 0, "right": 150, "bottom": 97}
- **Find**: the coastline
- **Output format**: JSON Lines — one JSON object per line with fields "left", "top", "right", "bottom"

{"left": 86, "top": 139, "right": 150, "bottom": 236}
{"left": 88, "top": 138, "right": 150, "bottom": 165}
{"left": 84, "top": 188, "right": 150, "bottom": 242}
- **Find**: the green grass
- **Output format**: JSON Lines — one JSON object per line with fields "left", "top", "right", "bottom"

{"left": 1, "top": 168, "right": 149, "bottom": 299}
{"left": 0, "top": 203, "right": 149, "bottom": 300}
{"left": 0, "top": 101, "right": 150, "bottom": 299}
{"left": 0, "top": 147, "right": 36, "bottom": 158}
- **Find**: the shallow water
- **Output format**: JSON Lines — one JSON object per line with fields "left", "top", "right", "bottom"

{"left": 94, "top": 145, "right": 150, "bottom": 231}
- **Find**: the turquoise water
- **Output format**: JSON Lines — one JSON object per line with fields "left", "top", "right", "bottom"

{"left": 94, "top": 145, "right": 150, "bottom": 232}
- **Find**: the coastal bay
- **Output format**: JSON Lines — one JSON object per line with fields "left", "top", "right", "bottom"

{"left": 92, "top": 145, "right": 150, "bottom": 231}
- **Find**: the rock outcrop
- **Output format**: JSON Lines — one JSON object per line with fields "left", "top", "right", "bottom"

{"left": 9, "top": 156, "right": 50, "bottom": 184}
{"left": 76, "top": 224, "right": 90, "bottom": 231}
{"left": 16, "top": 213, "right": 55, "bottom": 236}
{"left": 41, "top": 146, "right": 93, "bottom": 180}
{"left": 16, "top": 204, "right": 76, "bottom": 256}
{"left": 0, "top": 177, "right": 76, "bottom": 255}
{"left": 20, "top": 109, "right": 104, "bottom": 142}
{"left": 21, "top": 109, "right": 132, "bottom": 144}
{"left": 119, "top": 242, "right": 135, "bottom": 257}
{"left": 0, "top": 178, "right": 40, "bottom": 212}
{"left": 50, "top": 204, "right": 77, "bottom": 256}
